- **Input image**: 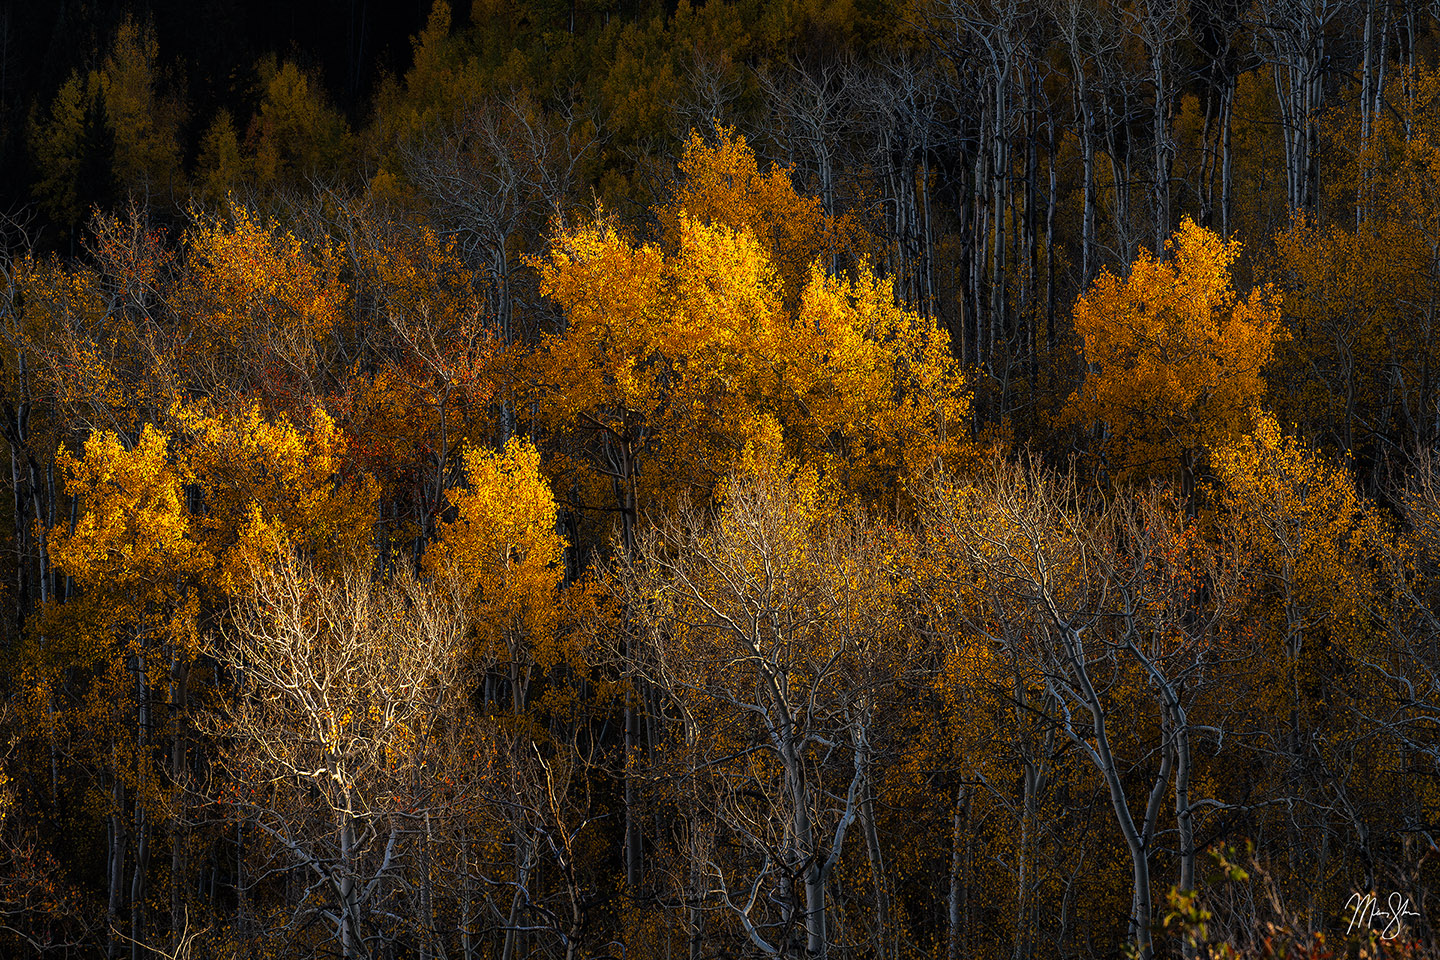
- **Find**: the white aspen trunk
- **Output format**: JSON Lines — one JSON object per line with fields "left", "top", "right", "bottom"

{"left": 1220, "top": 82, "right": 1234, "bottom": 237}
{"left": 1076, "top": 77, "right": 1097, "bottom": 282}
{"left": 131, "top": 653, "right": 149, "bottom": 960}
{"left": 35, "top": 460, "right": 49, "bottom": 605}
{"left": 1045, "top": 120, "right": 1057, "bottom": 350}
{"left": 421, "top": 812, "right": 435, "bottom": 960}
{"left": 108, "top": 776, "right": 128, "bottom": 960}
{"left": 990, "top": 68, "right": 1009, "bottom": 362}
{"left": 921, "top": 152, "right": 937, "bottom": 320}
{"left": 502, "top": 838, "right": 532, "bottom": 960}
{"left": 857, "top": 710, "right": 889, "bottom": 960}
{"left": 1359, "top": 0, "right": 1376, "bottom": 225}
{"left": 338, "top": 801, "right": 362, "bottom": 960}
{"left": 957, "top": 147, "right": 974, "bottom": 365}
{"left": 1174, "top": 703, "right": 1197, "bottom": 960}
{"left": 623, "top": 705, "right": 640, "bottom": 887}
{"left": 1106, "top": 113, "right": 1132, "bottom": 261}
{"left": 974, "top": 107, "right": 991, "bottom": 368}
{"left": 495, "top": 242, "right": 515, "bottom": 444}
{"left": 1012, "top": 768, "right": 1033, "bottom": 960}
{"left": 860, "top": 787, "right": 888, "bottom": 960}
{"left": 947, "top": 785, "right": 967, "bottom": 960}
{"left": 130, "top": 806, "right": 149, "bottom": 960}
{"left": 459, "top": 828, "right": 474, "bottom": 960}
{"left": 787, "top": 747, "right": 824, "bottom": 957}
{"left": 1149, "top": 4, "right": 1174, "bottom": 254}
{"left": 1060, "top": 625, "right": 1155, "bottom": 960}
{"left": 1024, "top": 68, "right": 1039, "bottom": 389}
{"left": 170, "top": 655, "right": 188, "bottom": 955}
{"left": 9, "top": 431, "right": 24, "bottom": 621}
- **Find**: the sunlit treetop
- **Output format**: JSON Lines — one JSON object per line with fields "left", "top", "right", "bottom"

{"left": 1066, "top": 218, "right": 1284, "bottom": 483}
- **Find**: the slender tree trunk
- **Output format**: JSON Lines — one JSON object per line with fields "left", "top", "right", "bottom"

{"left": 948, "top": 785, "right": 968, "bottom": 960}
{"left": 1012, "top": 769, "right": 1034, "bottom": 960}
{"left": 130, "top": 653, "right": 151, "bottom": 960}
{"left": 957, "top": 147, "right": 975, "bottom": 365}
{"left": 1174, "top": 703, "right": 1197, "bottom": 960}
{"left": 921, "top": 152, "right": 936, "bottom": 320}
{"left": 502, "top": 840, "right": 532, "bottom": 960}
{"left": 9, "top": 414, "right": 27, "bottom": 631}
{"left": 171, "top": 654, "right": 189, "bottom": 955}
{"left": 1045, "top": 121, "right": 1057, "bottom": 352}
{"left": 1062, "top": 625, "right": 1155, "bottom": 960}
{"left": 1024, "top": 68, "right": 1040, "bottom": 395}
{"left": 989, "top": 70, "right": 1009, "bottom": 365}
{"left": 339, "top": 803, "right": 361, "bottom": 959}
{"left": 131, "top": 806, "right": 149, "bottom": 960}
{"left": 973, "top": 119, "right": 991, "bottom": 370}
{"left": 791, "top": 753, "right": 825, "bottom": 957}
{"left": 859, "top": 749, "right": 889, "bottom": 960}
{"left": 1220, "top": 81, "right": 1234, "bottom": 237}
{"left": 460, "top": 828, "right": 475, "bottom": 960}
{"left": 1079, "top": 95, "right": 1097, "bottom": 283}
{"left": 109, "top": 776, "right": 129, "bottom": 960}
{"left": 616, "top": 436, "right": 643, "bottom": 889}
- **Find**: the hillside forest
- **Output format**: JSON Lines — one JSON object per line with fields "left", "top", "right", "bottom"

{"left": 3, "top": 1, "right": 1440, "bottom": 958}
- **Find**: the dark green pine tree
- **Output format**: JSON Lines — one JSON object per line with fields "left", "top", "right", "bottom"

{"left": 71, "top": 84, "right": 116, "bottom": 245}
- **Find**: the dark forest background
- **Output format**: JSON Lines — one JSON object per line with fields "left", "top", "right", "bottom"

{"left": 4, "top": 2, "right": 1440, "bottom": 960}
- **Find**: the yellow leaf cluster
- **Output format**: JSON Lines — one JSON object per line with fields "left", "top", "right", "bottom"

{"left": 180, "top": 201, "right": 347, "bottom": 390}
{"left": 1067, "top": 218, "right": 1284, "bottom": 481}
{"left": 661, "top": 126, "right": 864, "bottom": 300}
{"left": 51, "top": 424, "right": 208, "bottom": 594}
{"left": 532, "top": 147, "right": 968, "bottom": 514}
{"left": 172, "top": 401, "right": 379, "bottom": 593}
{"left": 426, "top": 438, "right": 566, "bottom": 669}
{"left": 1209, "top": 413, "right": 1380, "bottom": 651}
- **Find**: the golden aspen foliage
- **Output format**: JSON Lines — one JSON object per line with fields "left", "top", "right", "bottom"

{"left": 1336, "top": 64, "right": 1440, "bottom": 226}
{"left": 179, "top": 201, "right": 348, "bottom": 409}
{"left": 526, "top": 213, "right": 732, "bottom": 517}
{"left": 661, "top": 126, "right": 865, "bottom": 300}
{"left": 47, "top": 403, "right": 375, "bottom": 610}
{"left": 1223, "top": 68, "right": 1291, "bottom": 242}
{"left": 25, "top": 405, "right": 375, "bottom": 900}
{"left": 2, "top": 211, "right": 191, "bottom": 466}
{"left": 1210, "top": 413, "right": 1380, "bottom": 656}
{"left": 4, "top": 254, "right": 119, "bottom": 414}
{"left": 530, "top": 217, "right": 669, "bottom": 423}
{"left": 1272, "top": 65, "right": 1440, "bottom": 457}
{"left": 784, "top": 262, "right": 970, "bottom": 500}
{"left": 1268, "top": 214, "right": 1400, "bottom": 455}
{"left": 1066, "top": 218, "right": 1284, "bottom": 483}
{"left": 171, "top": 401, "right": 379, "bottom": 594}
{"left": 425, "top": 438, "right": 567, "bottom": 677}
{"left": 29, "top": 70, "right": 108, "bottom": 229}
{"left": 531, "top": 193, "right": 966, "bottom": 521}
{"left": 1208, "top": 416, "right": 1410, "bottom": 920}
{"left": 1208, "top": 412, "right": 1386, "bottom": 766}
{"left": 23, "top": 399, "right": 378, "bottom": 958}
{"left": 592, "top": 17, "right": 682, "bottom": 193}
{"left": 340, "top": 225, "right": 500, "bottom": 528}
{"left": 35, "top": 426, "right": 208, "bottom": 858}
{"left": 352, "top": 217, "right": 490, "bottom": 362}
{"left": 50, "top": 424, "right": 208, "bottom": 610}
